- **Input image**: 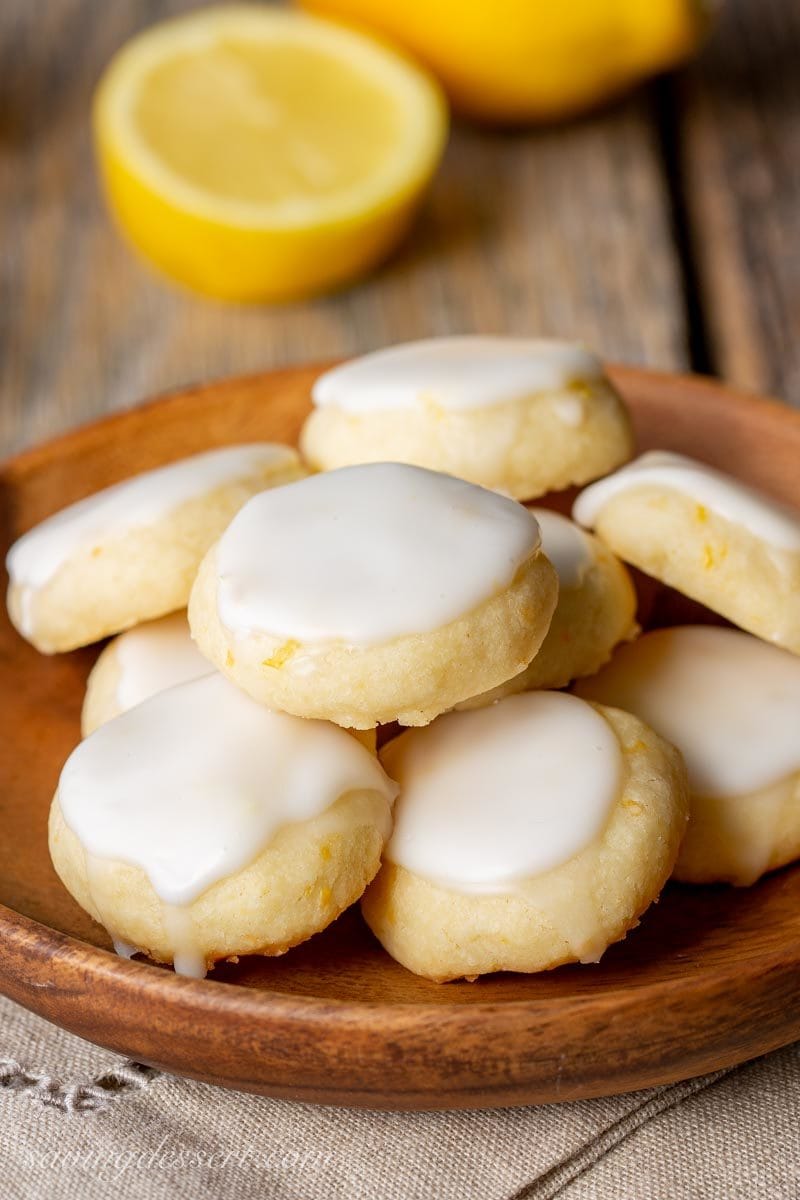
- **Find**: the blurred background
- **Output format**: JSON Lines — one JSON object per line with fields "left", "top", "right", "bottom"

{"left": 1, "top": 0, "right": 797, "bottom": 454}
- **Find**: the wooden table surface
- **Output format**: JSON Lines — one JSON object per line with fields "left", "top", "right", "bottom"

{"left": 1, "top": 0, "right": 798, "bottom": 455}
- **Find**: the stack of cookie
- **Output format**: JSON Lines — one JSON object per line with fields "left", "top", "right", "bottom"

{"left": 7, "top": 337, "right": 800, "bottom": 982}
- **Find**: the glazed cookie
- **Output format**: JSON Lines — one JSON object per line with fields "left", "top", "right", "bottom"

{"left": 300, "top": 337, "right": 633, "bottom": 499}
{"left": 576, "top": 626, "right": 800, "bottom": 886}
{"left": 7, "top": 443, "right": 306, "bottom": 654}
{"left": 573, "top": 450, "right": 800, "bottom": 654}
{"left": 81, "top": 610, "right": 377, "bottom": 752}
{"left": 50, "top": 673, "right": 396, "bottom": 977}
{"left": 81, "top": 612, "right": 211, "bottom": 736}
{"left": 458, "top": 509, "right": 637, "bottom": 708}
{"left": 189, "top": 463, "right": 558, "bottom": 728}
{"left": 362, "top": 692, "right": 688, "bottom": 981}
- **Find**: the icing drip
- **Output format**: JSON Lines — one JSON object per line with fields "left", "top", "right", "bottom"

{"left": 161, "top": 905, "right": 207, "bottom": 980}
{"left": 84, "top": 851, "right": 135, "bottom": 965}
{"left": 111, "top": 938, "right": 138, "bottom": 961}
{"left": 381, "top": 691, "right": 622, "bottom": 892}
{"left": 216, "top": 463, "right": 541, "bottom": 647}
{"left": 573, "top": 450, "right": 800, "bottom": 552}
{"left": 312, "top": 337, "right": 604, "bottom": 414}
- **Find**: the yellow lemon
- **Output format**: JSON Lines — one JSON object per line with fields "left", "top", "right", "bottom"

{"left": 93, "top": 6, "right": 447, "bottom": 301}
{"left": 300, "top": 0, "right": 715, "bottom": 123}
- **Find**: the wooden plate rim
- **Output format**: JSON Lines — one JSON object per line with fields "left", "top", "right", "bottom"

{"left": 3, "top": 893, "right": 800, "bottom": 1018}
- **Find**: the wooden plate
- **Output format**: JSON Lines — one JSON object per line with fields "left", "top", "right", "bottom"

{"left": 1, "top": 363, "right": 799, "bottom": 1111}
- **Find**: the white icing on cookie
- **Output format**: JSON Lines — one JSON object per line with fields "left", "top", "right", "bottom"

{"left": 576, "top": 626, "right": 800, "bottom": 797}
{"left": 572, "top": 450, "right": 800, "bottom": 552}
{"left": 312, "top": 337, "right": 603, "bottom": 414}
{"left": 381, "top": 691, "right": 622, "bottom": 892}
{"left": 529, "top": 508, "right": 595, "bottom": 590}
{"left": 59, "top": 673, "right": 396, "bottom": 910}
{"left": 216, "top": 463, "right": 541, "bottom": 647}
{"left": 113, "top": 614, "right": 211, "bottom": 712}
{"left": 6, "top": 443, "right": 301, "bottom": 603}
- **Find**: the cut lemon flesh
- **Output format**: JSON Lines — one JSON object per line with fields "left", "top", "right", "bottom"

{"left": 93, "top": 6, "right": 447, "bottom": 299}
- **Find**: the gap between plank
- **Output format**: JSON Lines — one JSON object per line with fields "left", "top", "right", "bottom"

{"left": 650, "top": 76, "right": 716, "bottom": 378}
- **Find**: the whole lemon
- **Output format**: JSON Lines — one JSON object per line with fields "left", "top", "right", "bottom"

{"left": 300, "top": 0, "right": 716, "bottom": 123}
{"left": 94, "top": 7, "right": 447, "bottom": 302}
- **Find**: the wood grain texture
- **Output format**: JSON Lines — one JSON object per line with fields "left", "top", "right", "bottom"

{"left": 0, "top": 0, "right": 688, "bottom": 455}
{"left": 677, "top": 0, "right": 800, "bottom": 402}
{"left": 0, "top": 364, "right": 799, "bottom": 1109}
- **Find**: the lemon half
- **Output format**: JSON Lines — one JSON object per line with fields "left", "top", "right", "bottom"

{"left": 94, "top": 6, "right": 447, "bottom": 301}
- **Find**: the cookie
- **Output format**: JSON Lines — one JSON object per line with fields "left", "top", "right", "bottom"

{"left": 361, "top": 692, "right": 688, "bottom": 981}
{"left": 50, "top": 673, "right": 396, "bottom": 976}
{"left": 81, "top": 610, "right": 378, "bottom": 752}
{"left": 7, "top": 443, "right": 306, "bottom": 653}
{"left": 573, "top": 450, "right": 800, "bottom": 654}
{"left": 576, "top": 626, "right": 800, "bottom": 886}
{"left": 81, "top": 612, "right": 211, "bottom": 736}
{"left": 300, "top": 337, "right": 633, "bottom": 499}
{"left": 458, "top": 508, "right": 637, "bottom": 708}
{"left": 189, "top": 463, "right": 558, "bottom": 728}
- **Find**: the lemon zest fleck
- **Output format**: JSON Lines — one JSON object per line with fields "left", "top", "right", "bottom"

{"left": 262, "top": 639, "right": 300, "bottom": 669}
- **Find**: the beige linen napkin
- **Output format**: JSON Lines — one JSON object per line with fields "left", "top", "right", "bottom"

{"left": 1, "top": 994, "right": 797, "bottom": 1200}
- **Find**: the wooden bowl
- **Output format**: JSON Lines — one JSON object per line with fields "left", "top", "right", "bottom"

{"left": 1, "top": 364, "right": 799, "bottom": 1111}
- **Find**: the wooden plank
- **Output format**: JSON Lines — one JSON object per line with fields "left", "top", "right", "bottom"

{"left": 0, "top": 0, "right": 688, "bottom": 455}
{"left": 677, "top": 0, "right": 800, "bottom": 404}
